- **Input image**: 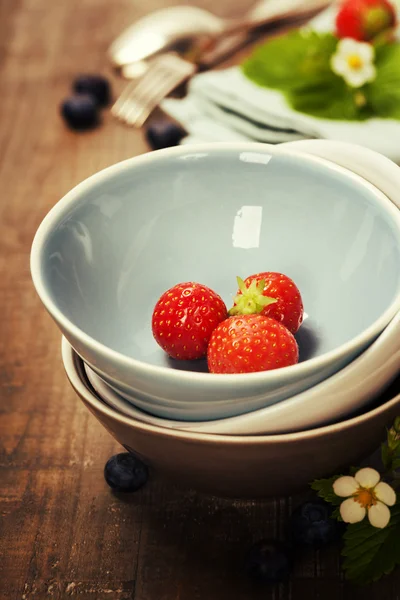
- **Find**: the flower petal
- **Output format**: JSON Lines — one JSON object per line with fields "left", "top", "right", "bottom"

{"left": 358, "top": 42, "right": 375, "bottom": 62}
{"left": 344, "top": 71, "right": 367, "bottom": 88}
{"left": 330, "top": 54, "right": 348, "bottom": 76}
{"left": 355, "top": 467, "right": 380, "bottom": 488}
{"left": 338, "top": 37, "right": 360, "bottom": 55}
{"left": 375, "top": 482, "right": 396, "bottom": 507}
{"left": 368, "top": 502, "right": 391, "bottom": 529}
{"left": 340, "top": 497, "right": 366, "bottom": 524}
{"left": 362, "top": 64, "right": 377, "bottom": 83}
{"left": 343, "top": 65, "right": 376, "bottom": 88}
{"left": 333, "top": 476, "right": 358, "bottom": 497}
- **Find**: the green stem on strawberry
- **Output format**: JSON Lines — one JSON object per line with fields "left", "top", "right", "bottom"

{"left": 364, "top": 6, "right": 394, "bottom": 38}
{"left": 228, "top": 276, "right": 277, "bottom": 317}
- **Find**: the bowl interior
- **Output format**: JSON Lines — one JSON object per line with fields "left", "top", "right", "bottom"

{"left": 37, "top": 147, "right": 400, "bottom": 372}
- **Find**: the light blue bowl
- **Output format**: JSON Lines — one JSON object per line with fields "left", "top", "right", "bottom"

{"left": 31, "top": 143, "right": 400, "bottom": 421}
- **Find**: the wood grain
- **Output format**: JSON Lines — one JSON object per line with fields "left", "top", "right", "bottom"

{"left": 0, "top": 1, "right": 399, "bottom": 599}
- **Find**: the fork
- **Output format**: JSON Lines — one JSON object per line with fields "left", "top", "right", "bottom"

{"left": 111, "top": 0, "right": 333, "bottom": 128}
{"left": 111, "top": 52, "right": 197, "bottom": 128}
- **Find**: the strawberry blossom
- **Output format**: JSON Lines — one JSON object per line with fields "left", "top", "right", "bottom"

{"left": 330, "top": 38, "right": 376, "bottom": 87}
{"left": 333, "top": 467, "right": 396, "bottom": 528}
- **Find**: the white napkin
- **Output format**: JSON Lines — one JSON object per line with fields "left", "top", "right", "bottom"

{"left": 161, "top": 4, "right": 400, "bottom": 162}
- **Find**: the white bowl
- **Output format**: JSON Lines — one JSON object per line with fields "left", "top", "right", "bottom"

{"left": 81, "top": 308, "right": 400, "bottom": 434}
{"left": 82, "top": 140, "right": 400, "bottom": 432}
{"left": 31, "top": 142, "right": 400, "bottom": 422}
{"left": 62, "top": 338, "right": 400, "bottom": 498}
{"left": 105, "top": 140, "right": 400, "bottom": 425}
{"left": 279, "top": 140, "right": 400, "bottom": 207}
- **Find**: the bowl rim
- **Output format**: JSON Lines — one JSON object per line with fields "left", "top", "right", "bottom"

{"left": 62, "top": 337, "right": 400, "bottom": 444}
{"left": 32, "top": 141, "right": 400, "bottom": 389}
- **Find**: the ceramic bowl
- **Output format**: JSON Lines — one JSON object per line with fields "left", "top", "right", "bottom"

{"left": 83, "top": 308, "right": 400, "bottom": 433}
{"left": 62, "top": 338, "right": 400, "bottom": 498}
{"left": 31, "top": 143, "right": 400, "bottom": 421}
{"left": 100, "top": 140, "right": 400, "bottom": 425}
{"left": 278, "top": 139, "right": 400, "bottom": 208}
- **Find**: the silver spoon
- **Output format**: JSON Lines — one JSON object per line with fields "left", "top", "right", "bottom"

{"left": 109, "top": 0, "right": 333, "bottom": 71}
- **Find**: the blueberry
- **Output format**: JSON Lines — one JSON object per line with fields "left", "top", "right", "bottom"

{"left": 289, "top": 500, "right": 342, "bottom": 548}
{"left": 104, "top": 452, "right": 148, "bottom": 493}
{"left": 245, "top": 540, "right": 293, "bottom": 584}
{"left": 73, "top": 74, "right": 111, "bottom": 107}
{"left": 60, "top": 94, "right": 99, "bottom": 130}
{"left": 145, "top": 118, "right": 186, "bottom": 150}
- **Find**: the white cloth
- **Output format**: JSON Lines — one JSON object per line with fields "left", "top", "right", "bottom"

{"left": 161, "top": 4, "right": 400, "bottom": 162}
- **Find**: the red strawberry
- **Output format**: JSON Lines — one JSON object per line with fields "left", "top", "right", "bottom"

{"left": 229, "top": 272, "right": 304, "bottom": 335}
{"left": 152, "top": 282, "right": 227, "bottom": 360}
{"left": 207, "top": 314, "right": 299, "bottom": 374}
{"left": 335, "top": 0, "right": 396, "bottom": 41}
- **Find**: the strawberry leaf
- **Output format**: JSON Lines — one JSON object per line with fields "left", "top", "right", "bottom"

{"left": 287, "top": 79, "right": 372, "bottom": 121}
{"left": 331, "top": 505, "right": 343, "bottom": 521}
{"left": 341, "top": 501, "right": 400, "bottom": 584}
{"left": 242, "top": 31, "right": 338, "bottom": 89}
{"left": 381, "top": 417, "right": 400, "bottom": 471}
{"left": 381, "top": 442, "right": 392, "bottom": 471}
{"left": 388, "top": 418, "right": 400, "bottom": 451}
{"left": 310, "top": 475, "right": 343, "bottom": 506}
{"left": 368, "top": 42, "right": 400, "bottom": 119}
{"left": 242, "top": 29, "right": 400, "bottom": 121}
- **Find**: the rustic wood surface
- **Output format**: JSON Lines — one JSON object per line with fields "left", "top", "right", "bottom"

{"left": 0, "top": 1, "right": 399, "bottom": 598}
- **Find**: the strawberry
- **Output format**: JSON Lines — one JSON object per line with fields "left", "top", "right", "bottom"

{"left": 335, "top": 0, "right": 396, "bottom": 41}
{"left": 207, "top": 315, "right": 299, "bottom": 374}
{"left": 229, "top": 273, "right": 304, "bottom": 335}
{"left": 152, "top": 282, "right": 227, "bottom": 360}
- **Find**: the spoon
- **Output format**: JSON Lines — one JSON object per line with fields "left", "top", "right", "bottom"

{"left": 109, "top": 0, "right": 333, "bottom": 70}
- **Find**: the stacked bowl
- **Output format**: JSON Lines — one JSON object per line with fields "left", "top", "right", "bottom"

{"left": 31, "top": 140, "right": 400, "bottom": 498}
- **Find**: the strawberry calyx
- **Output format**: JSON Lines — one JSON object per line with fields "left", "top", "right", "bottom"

{"left": 228, "top": 276, "right": 277, "bottom": 317}
{"left": 364, "top": 6, "right": 395, "bottom": 38}
{"left": 336, "top": 0, "right": 397, "bottom": 41}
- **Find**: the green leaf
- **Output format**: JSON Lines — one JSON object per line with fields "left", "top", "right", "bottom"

{"left": 242, "top": 29, "right": 400, "bottom": 122}
{"left": 311, "top": 475, "right": 343, "bottom": 506}
{"left": 342, "top": 501, "right": 400, "bottom": 584}
{"left": 381, "top": 417, "right": 400, "bottom": 472}
{"left": 381, "top": 442, "right": 392, "bottom": 471}
{"left": 388, "top": 419, "right": 400, "bottom": 452}
{"left": 368, "top": 43, "right": 400, "bottom": 119}
{"left": 286, "top": 80, "right": 373, "bottom": 121}
{"left": 331, "top": 505, "right": 343, "bottom": 521}
{"left": 242, "top": 31, "right": 338, "bottom": 91}
{"left": 388, "top": 430, "right": 400, "bottom": 455}
{"left": 242, "top": 31, "right": 372, "bottom": 121}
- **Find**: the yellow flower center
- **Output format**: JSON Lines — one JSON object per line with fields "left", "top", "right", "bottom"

{"left": 347, "top": 54, "right": 364, "bottom": 70}
{"left": 354, "top": 488, "right": 377, "bottom": 509}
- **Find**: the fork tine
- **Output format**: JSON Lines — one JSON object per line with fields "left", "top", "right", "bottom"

{"left": 111, "top": 79, "right": 139, "bottom": 117}
{"left": 122, "top": 81, "right": 175, "bottom": 126}
{"left": 130, "top": 62, "right": 196, "bottom": 127}
{"left": 125, "top": 65, "right": 194, "bottom": 127}
{"left": 120, "top": 58, "right": 181, "bottom": 121}
{"left": 112, "top": 53, "right": 196, "bottom": 128}
{"left": 114, "top": 56, "right": 173, "bottom": 119}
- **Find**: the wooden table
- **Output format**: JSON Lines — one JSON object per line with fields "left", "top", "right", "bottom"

{"left": 1, "top": 1, "right": 399, "bottom": 598}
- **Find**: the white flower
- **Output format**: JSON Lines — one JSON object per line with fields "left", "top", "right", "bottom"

{"left": 330, "top": 38, "right": 377, "bottom": 88}
{"left": 333, "top": 468, "right": 396, "bottom": 529}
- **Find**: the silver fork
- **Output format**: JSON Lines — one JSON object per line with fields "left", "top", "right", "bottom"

{"left": 111, "top": 53, "right": 197, "bottom": 128}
